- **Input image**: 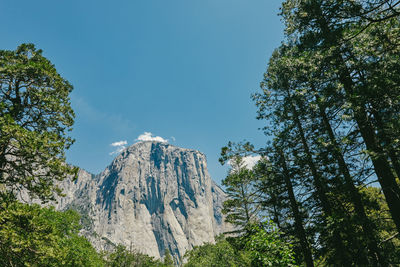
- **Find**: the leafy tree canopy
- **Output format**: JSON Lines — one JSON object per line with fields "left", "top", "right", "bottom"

{"left": 0, "top": 43, "right": 76, "bottom": 202}
{"left": 0, "top": 201, "right": 104, "bottom": 267}
{"left": 184, "top": 222, "right": 296, "bottom": 267}
{"left": 104, "top": 244, "right": 166, "bottom": 267}
{"left": 184, "top": 237, "right": 250, "bottom": 267}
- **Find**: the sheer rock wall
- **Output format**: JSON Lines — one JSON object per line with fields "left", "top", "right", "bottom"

{"left": 53, "top": 141, "right": 228, "bottom": 260}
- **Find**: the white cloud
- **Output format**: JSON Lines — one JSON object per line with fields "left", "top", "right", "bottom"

{"left": 228, "top": 155, "right": 261, "bottom": 170}
{"left": 136, "top": 132, "right": 168, "bottom": 143}
{"left": 171, "top": 136, "right": 176, "bottom": 142}
{"left": 111, "top": 140, "right": 127, "bottom": 147}
{"left": 242, "top": 155, "right": 261, "bottom": 169}
{"left": 109, "top": 140, "right": 128, "bottom": 155}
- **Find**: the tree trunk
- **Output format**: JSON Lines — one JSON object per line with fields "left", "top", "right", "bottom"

{"left": 289, "top": 96, "right": 350, "bottom": 265}
{"left": 373, "top": 110, "right": 400, "bottom": 179}
{"left": 278, "top": 150, "right": 315, "bottom": 267}
{"left": 337, "top": 62, "right": 400, "bottom": 234}
{"left": 316, "top": 94, "right": 387, "bottom": 266}
{"left": 314, "top": 6, "right": 400, "bottom": 235}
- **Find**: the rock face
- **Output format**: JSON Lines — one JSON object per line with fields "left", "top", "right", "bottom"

{"left": 54, "top": 141, "right": 228, "bottom": 260}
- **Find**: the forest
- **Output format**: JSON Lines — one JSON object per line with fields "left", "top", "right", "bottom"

{"left": 1, "top": 0, "right": 400, "bottom": 266}
{"left": 218, "top": 0, "right": 400, "bottom": 266}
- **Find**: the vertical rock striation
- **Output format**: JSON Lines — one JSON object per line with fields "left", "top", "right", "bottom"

{"left": 54, "top": 141, "right": 229, "bottom": 260}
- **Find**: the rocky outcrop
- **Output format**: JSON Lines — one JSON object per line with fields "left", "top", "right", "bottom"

{"left": 53, "top": 141, "right": 229, "bottom": 261}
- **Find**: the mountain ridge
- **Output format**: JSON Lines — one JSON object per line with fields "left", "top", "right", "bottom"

{"left": 48, "top": 141, "right": 229, "bottom": 261}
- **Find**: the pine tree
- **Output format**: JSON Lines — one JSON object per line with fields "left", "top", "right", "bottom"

{"left": 280, "top": 0, "right": 400, "bottom": 233}
{"left": 163, "top": 249, "right": 174, "bottom": 267}
{"left": 0, "top": 44, "right": 76, "bottom": 202}
{"left": 221, "top": 155, "right": 260, "bottom": 233}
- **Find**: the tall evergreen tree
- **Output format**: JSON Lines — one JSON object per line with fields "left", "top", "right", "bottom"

{"left": 221, "top": 1, "right": 400, "bottom": 265}
{"left": 221, "top": 155, "right": 260, "bottom": 233}
{"left": 280, "top": 0, "right": 400, "bottom": 233}
{"left": 0, "top": 44, "right": 76, "bottom": 202}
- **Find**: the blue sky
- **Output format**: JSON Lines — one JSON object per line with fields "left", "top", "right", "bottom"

{"left": 1, "top": 0, "right": 284, "bottom": 185}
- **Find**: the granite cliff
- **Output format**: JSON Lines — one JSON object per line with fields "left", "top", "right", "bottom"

{"left": 52, "top": 141, "right": 229, "bottom": 261}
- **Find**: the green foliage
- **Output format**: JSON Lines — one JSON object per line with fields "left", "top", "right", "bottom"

{"left": 184, "top": 237, "right": 250, "bottom": 267}
{"left": 222, "top": 156, "right": 259, "bottom": 233}
{"left": 359, "top": 186, "right": 400, "bottom": 263}
{"left": 0, "top": 201, "right": 104, "bottom": 267}
{"left": 245, "top": 222, "right": 296, "bottom": 267}
{"left": 0, "top": 43, "right": 77, "bottom": 202}
{"left": 104, "top": 244, "right": 165, "bottom": 267}
{"left": 222, "top": 1, "right": 400, "bottom": 266}
{"left": 163, "top": 249, "right": 174, "bottom": 267}
{"left": 184, "top": 223, "right": 296, "bottom": 267}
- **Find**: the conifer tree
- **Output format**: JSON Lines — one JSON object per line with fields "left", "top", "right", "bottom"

{"left": 280, "top": 0, "right": 400, "bottom": 233}
{"left": 221, "top": 155, "right": 260, "bottom": 233}
{"left": 0, "top": 44, "right": 76, "bottom": 202}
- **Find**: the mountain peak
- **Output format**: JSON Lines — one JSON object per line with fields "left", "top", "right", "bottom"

{"left": 123, "top": 141, "right": 204, "bottom": 157}
{"left": 53, "top": 142, "right": 229, "bottom": 262}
